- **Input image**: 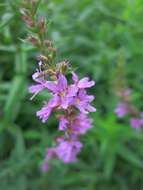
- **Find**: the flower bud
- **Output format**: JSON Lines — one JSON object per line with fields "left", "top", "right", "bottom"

{"left": 44, "top": 40, "right": 53, "bottom": 47}
{"left": 28, "top": 36, "right": 39, "bottom": 46}
{"left": 38, "top": 17, "right": 46, "bottom": 34}
{"left": 48, "top": 47, "right": 56, "bottom": 52}
{"left": 22, "top": 15, "right": 34, "bottom": 27}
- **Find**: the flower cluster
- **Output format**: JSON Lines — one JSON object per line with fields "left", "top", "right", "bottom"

{"left": 21, "top": 0, "right": 96, "bottom": 171}
{"left": 115, "top": 89, "right": 143, "bottom": 129}
{"left": 29, "top": 65, "right": 96, "bottom": 171}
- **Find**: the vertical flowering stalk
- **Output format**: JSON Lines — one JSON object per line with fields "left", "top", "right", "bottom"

{"left": 113, "top": 50, "right": 143, "bottom": 128}
{"left": 21, "top": 0, "right": 96, "bottom": 171}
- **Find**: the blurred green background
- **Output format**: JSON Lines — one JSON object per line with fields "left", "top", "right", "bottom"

{"left": 0, "top": 0, "right": 143, "bottom": 189}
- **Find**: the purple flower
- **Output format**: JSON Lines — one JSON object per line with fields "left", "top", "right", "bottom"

{"left": 114, "top": 102, "right": 129, "bottom": 118}
{"left": 41, "top": 161, "right": 49, "bottom": 172}
{"left": 28, "top": 71, "right": 48, "bottom": 99}
{"left": 72, "top": 72, "right": 95, "bottom": 89}
{"left": 42, "top": 138, "right": 82, "bottom": 168}
{"left": 70, "top": 114, "right": 93, "bottom": 134}
{"left": 29, "top": 84, "right": 45, "bottom": 95}
{"left": 37, "top": 104, "right": 52, "bottom": 123}
{"left": 41, "top": 148, "right": 56, "bottom": 172}
{"left": 59, "top": 116, "right": 69, "bottom": 131}
{"left": 117, "top": 89, "right": 131, "bottom": 97}
{"left": 56, "top": 139, "right": 83, "bottom": 163}
{"left": 58, "top": 114, "right": 92, "bottom": 134}
{"left": 130, "top": 113, "right": 143, "bottom": 128}
{"left": 73, "top": 89, "right": 96, "bottom": 114}
{"left": 37, "top": 94, "right": 60, "bottom": 122}
{"left": 45, "top": 74, "right": 77, "bottom": 109}
{"left": 140, "top": 113, "right": 143, "bottom": 126}
{"left": 130, "top": 118, "right": 142, "bottom": 128}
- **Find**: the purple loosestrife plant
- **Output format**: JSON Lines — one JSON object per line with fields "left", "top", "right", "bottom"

{"left": 114, "top": 51, "right": 143, "bottom": 128}
{"left": 115, "top": 90, "right": 143, "bottom": 129}
{"left": 21, "top": 0, "right": 96, "bottom": 171}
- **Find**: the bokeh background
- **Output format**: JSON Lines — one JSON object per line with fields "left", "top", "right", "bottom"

{"left": 0, "top": 0, "right": 143, "bottom": 189}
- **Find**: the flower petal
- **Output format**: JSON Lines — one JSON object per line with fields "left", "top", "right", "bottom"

{"left": 56, "top": 140, "right": 82, "bottom": 163}
{"left": 87, "top": 104, "right": 96, "bottom": 112}
{"left": 67, "top": 85, "right": 78, "bottom": 97}
{"left": 58, "top": 74, "right": 68, "bottom": 91}
{"left": 72, "top": 72, "right": 78, "bottom": 83}
{"left": 48, "top": 95, "right": 59, "bottom": 108}
{"left": 78, "top": 77, "right": 95, "bottom": 88}
{"left": 28, "top": 84, "right": 44, "bottom": 94}
{"left": 130, "top": 118, "right": 141, "bottom": 128}
{"left": 61, "top": 96, "right": 69, "bottom": 109}
{"left": 36, "top": 105, "right": 52, "bottom": 123}
{"left": 32, "top": 71, "right": 45, "bottom": 83}
{"left": 45, "top": 81, "right": 58, "bottom": 93}
{"left": 59, "top": 117, "right": 69, "bottom": 131}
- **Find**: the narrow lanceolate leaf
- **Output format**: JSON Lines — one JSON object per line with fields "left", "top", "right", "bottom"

{"left": 4, "top": 75, "right": 27, "bottom": 122}
{"left": 118, "top": 146, "right": 143, "bottom": 168}
{"left": 0, "top": 13, "right": 14, "bottom": 29}
{"left": 15, "top": 44, "right": 28, "bottom": 74}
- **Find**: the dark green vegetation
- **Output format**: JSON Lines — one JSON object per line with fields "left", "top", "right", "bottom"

{"left": 0, "top": 0, "right": 143, "bottom": 189}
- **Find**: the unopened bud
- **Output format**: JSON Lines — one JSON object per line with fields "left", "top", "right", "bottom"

{"left": 48, "top": 47, "right": 56, "bottom": 52}
{"left": 37, "top": 55, "right": 48, "bottom": 62}
{"left": 56, "top": 61, "right": 70, "bottom": 73}
{"left": 38, "top": 17, "right": 46, "bottom": 34}
{"left": 22, "top": 15, "right": 34, "bottom": 27}
{"left": 44, "top": 40, "right": 53, "bottom": 47}
{"left": 30, "top": 0, "right": 37, "bottom": 6}
{"left": 28, "top": 36, "right": 39, "bottom": 46}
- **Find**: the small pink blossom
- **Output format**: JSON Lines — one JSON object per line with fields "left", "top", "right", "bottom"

{"left": 117, "top": 89, "right": 131, "bottom": 97}
{"left": 45, "top": 74, "right": 77, "bottom": 109}
{"left": 56, "top": 139, "right": 83, "bottom": 163}
{"left": 130, "top": 118, "right": 142, "bottom": 128}
{"left": 73, "top": 89, "right": 96, "bottom": 114}
{"left": 72, "top": 72, "right": 95, "bottom": 89}
{"left": 70, "top": 114, "right": 93, "bottom": 134}
{"left": 58, "top": 113, "right": 93, "bottom": 134}
{"left": 41, "top": 148, "right": 56, "bottom": 172}
{"left": 130, "top": 113, "right": 143, "bottom": 128}
{"left": 115, "top": 102, "right": 129, "bottom": 118}
{"left": 29, "top": 71, "right": 49, "bottom": 99}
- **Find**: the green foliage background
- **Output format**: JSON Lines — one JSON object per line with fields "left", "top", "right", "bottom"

{"left": 0, "top": 0, "right": 143, "bottom": 189}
